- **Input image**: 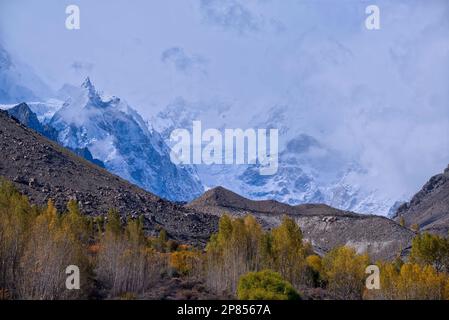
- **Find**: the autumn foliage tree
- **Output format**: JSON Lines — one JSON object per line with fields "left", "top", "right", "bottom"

{"left": 261, "top": 217, "right": 313, "bottom": 288}
{"left": 0, "top": 178, "right": 93, "bottom": 300}
{"left": 369, "top": 262, "right": 449, "bottom": 300}
{"left": 95, "top": 210, "right": 166, "bottom": 297}
{"left": 204, "top": 215, "right": 314, "bottom": 295}
{"left": 204, "top": 215, "right": 264, "bottom": 294}
{"left": 169, "top": 250, "right": 202, "bottom": 277}
{"left": 18, "top": 199, "right": 92, "bottom": 299}
{"left": 322, "top": 246, "right": 370, "bottom": 300}
{"left": 0, "top": 179, "right": 37, "bottom": 299}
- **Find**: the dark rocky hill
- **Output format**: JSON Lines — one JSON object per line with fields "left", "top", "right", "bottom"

{"left": 187, "top": 187, "right": 415, "bottom": 260}
{"left": 0, "top": 109, "right": 217, "bottom": 245}
{"left": 188, "top": 186, "right": 355, "bottom": 217}
{"left": 395, "top": 165, "right": 449, "bottom": 235}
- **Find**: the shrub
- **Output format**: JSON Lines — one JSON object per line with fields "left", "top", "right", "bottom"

{"left": 237, "top": 270, "right": 300, "bottom": 300}
{"left": 169, "top": 250, "right": 202, "bottom": 276}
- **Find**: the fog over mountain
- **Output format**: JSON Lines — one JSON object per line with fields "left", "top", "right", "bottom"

{"left": 1, "top": 0, "right": 449, "bottom": 214}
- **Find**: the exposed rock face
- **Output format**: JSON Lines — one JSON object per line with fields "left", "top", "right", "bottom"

{"left": 395, "top": 165, "right": 449, "bottom": 235}
{"left": 187, "top": 187, "right": 415, "bottom": 260}
{"left": 0, "top": 110, "right": 217, "bottom": 245}
{"left": 7, "top": 103, "right": 58, "bottom": 140}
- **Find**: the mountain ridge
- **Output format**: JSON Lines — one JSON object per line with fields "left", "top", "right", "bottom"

{"left": 395, "top": 165, "right": 449, "bottom": 235}
{"left": 188, "top": 186, "right": 355, "bottom": 217}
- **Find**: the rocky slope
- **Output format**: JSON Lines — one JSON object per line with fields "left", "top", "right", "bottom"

{"left": 395, "top": 165, "right": 449, "bottom": 235}
{"left": 0, "top": 109, "right": 217, "bottom": 245}
{"left": 187, "top": 187, "right": 415, "bottom": 260}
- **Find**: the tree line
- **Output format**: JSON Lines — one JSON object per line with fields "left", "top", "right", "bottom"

{"left": 1, "top": 178, "right": 449, "bottom": 300}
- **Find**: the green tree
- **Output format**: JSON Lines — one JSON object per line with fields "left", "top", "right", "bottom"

{"left": 410, "top": 233, "right": 449, "bottom": 273}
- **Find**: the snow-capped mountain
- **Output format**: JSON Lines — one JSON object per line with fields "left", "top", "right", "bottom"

{"left": 0, "top": 43, "right": 51, "bottom": 103}
{"left": 49, "top": 78, "right": 203, "bottom": 201}
{"left": 0, "top": 41, "right": 203, "bottom": 202}
{"left": 152, "top": 101, "right": 401, "bottom": 215}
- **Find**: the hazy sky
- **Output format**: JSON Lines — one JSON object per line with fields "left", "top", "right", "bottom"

{"left": 1, "top": 0, "right": 449, "bottom": 200}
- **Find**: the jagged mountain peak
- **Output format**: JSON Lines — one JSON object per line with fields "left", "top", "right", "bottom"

{"left": 8, "top": 103, "right": 41, "bottom": 129}
{"left": 7, "top": 102, "right": 57, "bottom": 140}
{"left": 49, "top": 80, "right": 204, "bottom": 202}
{"left": 80, "top": 77, "right": 112, "bottom": 106}
{"left": 10, "top": 102, "right": 32, "bottom": 113}
{"left": 81, "top": 76, "right": 94, "bottom": 90}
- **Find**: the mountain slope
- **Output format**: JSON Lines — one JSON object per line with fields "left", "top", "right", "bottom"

{"left": 49, "top": 78, "right": 203, "bottom": 202}
{"left": 187, "top": 187, "right": 415, "bottom": 260}
{"left": 0, "top": 109, "right": 217, "bottom": 244}
{"left": 395, "top": 165, "right": 449, "bottom": 235}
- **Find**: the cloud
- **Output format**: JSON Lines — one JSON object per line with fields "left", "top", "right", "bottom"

{"left": 161, "top": 47, "right": 207, "bottom": 75}
{"left": 199, "top": 0, "right": 262, "bottom": 34}
{"left": 71, "top": 61, "right": 94, "bottom": 73}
